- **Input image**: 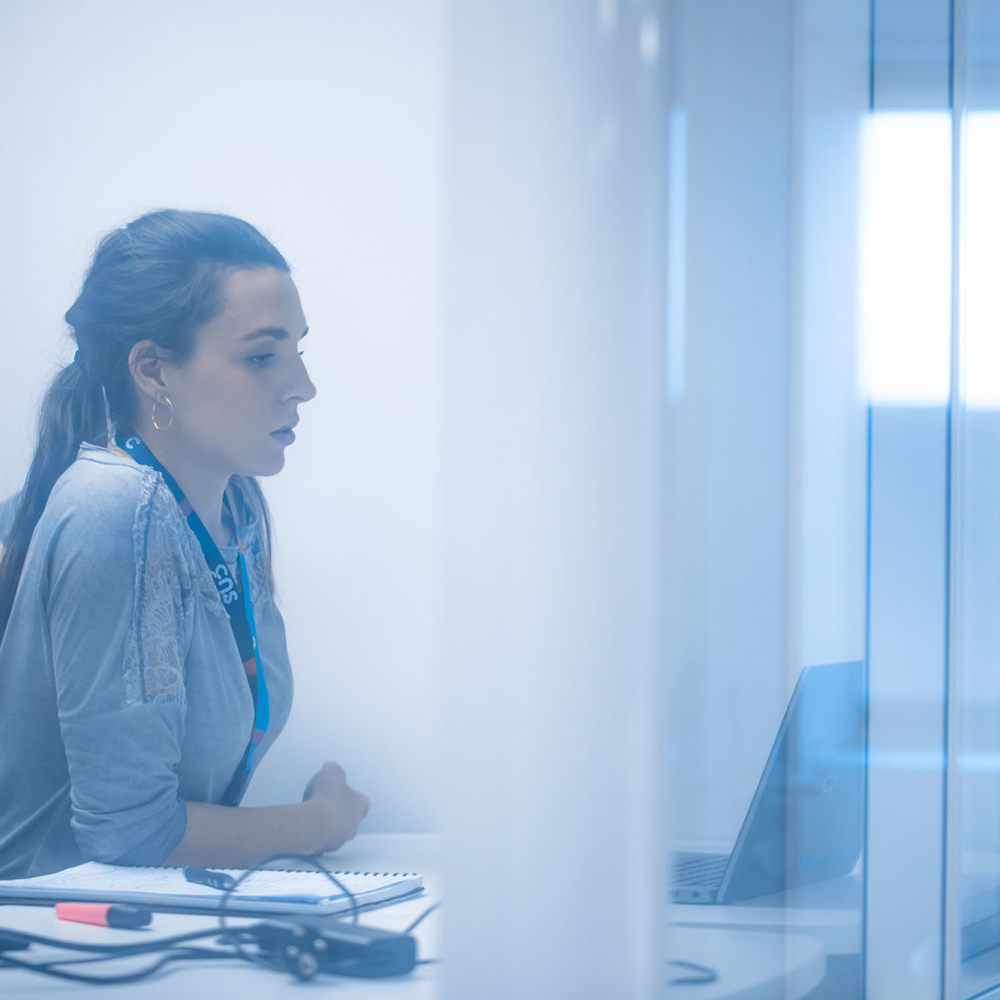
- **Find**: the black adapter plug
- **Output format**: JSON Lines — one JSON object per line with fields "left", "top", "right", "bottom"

{"left": 250, "top": 919, "right": 417, "bottom": 979}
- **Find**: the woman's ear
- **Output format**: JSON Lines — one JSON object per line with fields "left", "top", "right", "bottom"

{"left": 128, "top": 341, "right": 169, "bottom": 403}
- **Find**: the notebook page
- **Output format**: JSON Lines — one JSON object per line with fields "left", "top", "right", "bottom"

{"left": 0, "top": 862, "right": 421, "bottom": 904}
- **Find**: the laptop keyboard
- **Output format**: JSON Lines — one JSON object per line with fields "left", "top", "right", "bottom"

{"left": 671, "top": 852, "right": 730, "bottom": 888}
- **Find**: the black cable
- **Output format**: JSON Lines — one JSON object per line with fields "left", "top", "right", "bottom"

{"left": 400, "top": 898, "right": 442, "bottom": 967}
{"left": 10, "top": 944, "right": 227, "bottom": 969}
{"left": 403, "top": 899, "right": 441, "bottom": 934}
{"left": 0, "top": 924, "right": 225, "bottom": 956}
{"left": 217, "top": 852, "right": 360, "bottom": 973}
{"left": 0, "top": 922, "right": 246, "bottom": 985}
{"left": 0, "top": 948, "right": 231, "bottom": 985}
{"left": 667, "top": 958, "right": 718, "bottom": 986}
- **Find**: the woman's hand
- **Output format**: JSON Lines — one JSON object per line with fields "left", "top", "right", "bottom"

{"left": 165, "top": 769, "right": 371, "bottom": 870}
{"left": 302, "top": 762, "right": 371, "bottom": 854}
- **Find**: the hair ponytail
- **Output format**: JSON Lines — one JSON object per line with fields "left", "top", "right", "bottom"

{"left": 0, "top": 208, "right": 289, "bottom": 644}
{"left": 0, "top": 358, "right": 108, "bottom": 638}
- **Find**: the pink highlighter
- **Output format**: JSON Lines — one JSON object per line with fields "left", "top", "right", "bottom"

{"left": 54, "top": 902, "right": 152, "bottom": 929}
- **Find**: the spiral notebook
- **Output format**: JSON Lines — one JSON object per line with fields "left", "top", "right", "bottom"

{"left": 0, "top": 862, "right": 423, "bottom": 916}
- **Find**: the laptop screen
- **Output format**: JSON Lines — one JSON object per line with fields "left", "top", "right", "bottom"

{"left": 718, "top": 660, "right": 866, "bottom": 904}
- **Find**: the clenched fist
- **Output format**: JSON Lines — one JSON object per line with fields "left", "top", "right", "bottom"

{"left": 302, "top": 762, "right": 371, "bottom": 854}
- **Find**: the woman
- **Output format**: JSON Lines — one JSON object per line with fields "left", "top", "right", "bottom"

{"left": 0, "top": 209, "right": 369, "bottom": 879}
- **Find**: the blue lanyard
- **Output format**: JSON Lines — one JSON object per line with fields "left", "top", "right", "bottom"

{"left": 116, "top": 434, "right": 269, "bottom": 806}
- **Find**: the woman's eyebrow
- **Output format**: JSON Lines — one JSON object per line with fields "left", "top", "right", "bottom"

{"left": 241, "top": 325, "right": 309, "bottom": 342}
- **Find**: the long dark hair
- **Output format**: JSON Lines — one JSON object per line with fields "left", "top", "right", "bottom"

{"left": 0, "top": 209, "right": 289, "bottom": 640}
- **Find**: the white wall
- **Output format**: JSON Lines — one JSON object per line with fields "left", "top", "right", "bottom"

{"left": 0, "top": 0, "right": 445, "bottom": 832}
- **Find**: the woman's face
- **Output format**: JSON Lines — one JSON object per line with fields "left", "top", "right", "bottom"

{"left": 159, "top": 267, "right": 316, "bottom": 478}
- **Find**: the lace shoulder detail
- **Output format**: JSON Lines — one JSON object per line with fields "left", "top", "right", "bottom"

{"left": 122, "top": 471, "right": 195, "bottom": 706}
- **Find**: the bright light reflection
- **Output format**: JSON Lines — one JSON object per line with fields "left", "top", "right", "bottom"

{"left": 962, "top": 111, "right": 1000, "bottom": 411}
{"left": 858, "top": 112, "right": 952, "bottom": 405}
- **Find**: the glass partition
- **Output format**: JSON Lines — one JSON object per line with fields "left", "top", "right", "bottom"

{"left": 863, "top": 5, "right": 952, "bottom": 996}
{"left": 664, "top": 1, "right": 992, "bottom": 996}
{"left": 953, "top": 2, "right": 1000, "bottom": 998}
{"left": 664, "top": 2, "right": 869, "bottom": 997}
{"left": 440, "top": 1, "right": 995, "bottom": 995}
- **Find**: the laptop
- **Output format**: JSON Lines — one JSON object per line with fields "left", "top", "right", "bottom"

{"left": 671, "top": 660, "right": 865, "bottom": 905}
{"left": 961, "top": 878, "right": 1000, "bottom": 962}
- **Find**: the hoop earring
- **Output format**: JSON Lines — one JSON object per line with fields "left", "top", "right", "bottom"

{"left": 151, "top": 392, "right": 174, "bottom": 431}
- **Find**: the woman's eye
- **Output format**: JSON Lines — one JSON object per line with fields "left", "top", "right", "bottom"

{"left": 248, "top": 353, "right": 274, "bottom": 367}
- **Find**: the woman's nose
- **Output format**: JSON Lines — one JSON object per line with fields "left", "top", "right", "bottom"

{"left": 288, "top": 356, "right": 317, "bottom": 403}
{"left": 298, "top": 371, "right": 317, "bottom": 403}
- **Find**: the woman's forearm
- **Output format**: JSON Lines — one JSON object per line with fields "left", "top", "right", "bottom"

{"left": 164, "top": 798, "right": 332, "bottom": 869}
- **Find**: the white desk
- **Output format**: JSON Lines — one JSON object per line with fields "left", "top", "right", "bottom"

{"left": 668, "top": 873, "right": 863, "bottom": 999}
{"left": 0, "top": 834, "right": 441, "bottom": 1000}
{"left": 0, "top": 833, "right": 827, "bottom": 999}
{"left": 670, "top": 873, "right": 863, "bottom": 956}
{"left": 668, "top": 928, "right": 825, "bottom": 999}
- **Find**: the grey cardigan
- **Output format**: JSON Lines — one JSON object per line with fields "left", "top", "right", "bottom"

{"left": 0, "top": 445, "right": 293, "bottom": 878}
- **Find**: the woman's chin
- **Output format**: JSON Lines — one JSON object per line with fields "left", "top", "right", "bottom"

{"left": 236, "top": 449, "right": 287, "bottom": 478}
{"left": 257, "top": 453, "right": 287, "bottom": 477}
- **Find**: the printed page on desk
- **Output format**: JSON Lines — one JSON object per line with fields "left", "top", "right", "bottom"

{"left": 0, "top": 863, "right": 423, "bottom": 915}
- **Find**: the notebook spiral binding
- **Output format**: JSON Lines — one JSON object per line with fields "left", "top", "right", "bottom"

{"left": 263, "top": 869, "right": 417, "bottom": 878}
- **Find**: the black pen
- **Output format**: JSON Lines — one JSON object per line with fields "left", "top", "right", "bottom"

{"left": 183, "top": 865, "right": 237, "bottom": 891}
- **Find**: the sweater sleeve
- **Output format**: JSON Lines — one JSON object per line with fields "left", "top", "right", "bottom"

{"left": 45, "top": 469, "right": 194, "bottom": 866}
